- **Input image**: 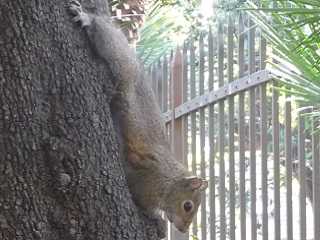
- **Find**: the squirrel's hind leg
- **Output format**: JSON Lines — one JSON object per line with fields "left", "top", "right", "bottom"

{"left": 67, "top": 0, "right": 92, "bottom": 27}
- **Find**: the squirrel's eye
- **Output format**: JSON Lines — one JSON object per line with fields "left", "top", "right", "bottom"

{"left": 182, "top": 200, "right": 194, "bottom": 213}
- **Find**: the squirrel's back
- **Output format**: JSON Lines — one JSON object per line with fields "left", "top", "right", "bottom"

{"left": 68, "top": 2, "right": 208, "bottom": 236}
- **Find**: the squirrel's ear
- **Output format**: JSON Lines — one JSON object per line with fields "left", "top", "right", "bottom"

{"left": 185, "top": 176, "right": 208, "bottom": 191}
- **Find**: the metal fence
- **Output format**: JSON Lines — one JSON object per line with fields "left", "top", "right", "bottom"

{"left": 149, "top": 11, "right": 320, "bottom": 240}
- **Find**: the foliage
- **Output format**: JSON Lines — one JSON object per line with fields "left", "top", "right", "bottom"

{"left": 217, "top": 0, "right": 247, "bottom": 11}
{"left": 109, "top": 0, "right": 205, "bottom": 66}
{"left": 243, "top": 0, "right": 320, "bottom": 125}
{"left": 136, "top": 7, "right": 178, "bottom": 66}
{"left": 137, "top": 0, "right": 211, "bottom": 66}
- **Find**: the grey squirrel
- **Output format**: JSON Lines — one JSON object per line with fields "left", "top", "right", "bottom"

{"left": 67, "top": 1, "right": 208, "bottom": 238}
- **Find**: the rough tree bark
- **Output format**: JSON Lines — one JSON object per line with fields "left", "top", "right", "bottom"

{"left": 0, "top": 0, "right": 160, "bottom": 239}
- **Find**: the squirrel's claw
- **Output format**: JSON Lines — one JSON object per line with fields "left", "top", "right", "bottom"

{"left": 69, "top": 0, "right": 81, "bottom": 7}
{"left": 67, "top": 1, "right": 83, "bottom": 16}
{"left": 71, "top": 15, "right": 81, "bottom": 23}
{"left": 67, "top": 0, "right": 91, "bottom": 28}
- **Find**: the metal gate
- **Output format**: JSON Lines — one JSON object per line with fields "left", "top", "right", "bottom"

{"left": 150, "top": 11, "right": 319, "bottom": 240}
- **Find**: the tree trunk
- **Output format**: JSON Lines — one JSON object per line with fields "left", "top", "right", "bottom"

{"left": 0, "top": 0, "right": 159, "bottom": 239}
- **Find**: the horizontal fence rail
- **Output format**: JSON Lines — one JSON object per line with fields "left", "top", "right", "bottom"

{"left": 174, "top": 70, "right": 272, "bottom": 120}
{"left": 162, "top": 70, "right": 273, "bottom": 123}
{"left": 149, "top": 10, "right": 319, "bottom": 240}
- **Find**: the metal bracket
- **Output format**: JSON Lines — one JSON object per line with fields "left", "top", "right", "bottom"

{"left": 162, "top": 110, "right": 172, "bottom": 123}
{"left": 170, "top": 70, "right": 273, "bottom": 119}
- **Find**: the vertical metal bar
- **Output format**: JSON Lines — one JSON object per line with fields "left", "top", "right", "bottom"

{"left": 260, "top": 83, "right": 268, "bottom": 240}
{"left": 298, "top": 109, "right": 306, "bottom": 240}
{"left": 171, "top": 47, "right": 185, "bottom": 240}
{"left": 162, "top": 57, "right": 168, "bottom": 113}
{"left": 239, "top": 94, "right": 245, "bottom": 239}
{"left": 249, "top": 74, "right": 257, "bottom": 240}
{"left": 179, "top": 41, "right": 189, "bottom": 240}
{"left": 218, "top": 21, "right": 226, "bottom": 240}
{"left": 190, "top": 39, "right": 198, "bottom": 237}
{"left": 248, "top": 16, "right": 257, "bottom": 240}
{"left": 160, "top": 57, "right": 169, "bottom": 240}
{"left": 238, "top": 13, "right": 246, "bottom": 240}
{"left": 199, "top": 32, "right": 207, "bottom": 240}
{"left": 227, "top": 14, "right": 235, "bottom": 240}
{"left": 208, "top": 27, "right": 216, "bottom": 240}
{"left": 208, "top": 30, "right": 214, "bottom": 103}
{"left": 168, "top": 50, "right": 174, "bottom": 240}
{"left": 260, "top": 24, "right": 269, "bottom": 240}
{"left": 270, "top": 1, "right": 281, "bottom": 238}
{"left": 313, "top": 113, "right": 320, "bottom": 240}
{"left": 152, "top": 65, "right": 158, "bottom": 101}
{"left": 168, "top": 50, "right": 174, "bottom": 113}
{"left": 182, "top": 43, "right": 189, "bottom": 168}
{"left": 285, "top": 91, "right": 293, "bottom": 240}
{"left": 157, "top": 61, "right": 163, "bottom": 109}
{"left": 272, "top": 81, "right": 281, "bottom": 240}
{"left": 260, "top": 31, "right": 267, "bottom": 70}
{"left": 148, "top": 66, "right": 152, "bottom": 78}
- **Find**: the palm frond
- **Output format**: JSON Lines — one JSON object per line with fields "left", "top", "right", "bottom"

{"left": 244, "top": 0, "right": 320, "bottom": 121}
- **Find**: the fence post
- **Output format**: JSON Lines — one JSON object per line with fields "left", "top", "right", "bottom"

{"left": 157, "top": 60, "right": 163, "bottom": 109}
{"left": 170, "top": 47, "right": 187, "bottom": 240}
{"left": 171, "top": 47, "right": 183, "bottom": 165}
{"left": 312, "top": 113, "right": 320, "bottom": 240}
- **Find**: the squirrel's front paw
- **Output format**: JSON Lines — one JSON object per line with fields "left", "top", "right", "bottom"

{"left": 143, "top": 211, "right": 167, "bottom": 238}
{"left": 148, "top": 214, "right": 167, "bottom": 239}
{"left": 67, "top": 0, "right": 91, "bottom": 27}
{"left": 155, "top": 217, "right": 167, "bottom": 239}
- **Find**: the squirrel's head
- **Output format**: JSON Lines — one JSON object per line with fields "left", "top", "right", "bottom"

{"left": 163, "top": 176, "right": 208, "bottom": 233}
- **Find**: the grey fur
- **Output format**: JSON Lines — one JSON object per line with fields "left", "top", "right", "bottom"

{"left": 68, "top": 1, "right": 208, "bottom": 237}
